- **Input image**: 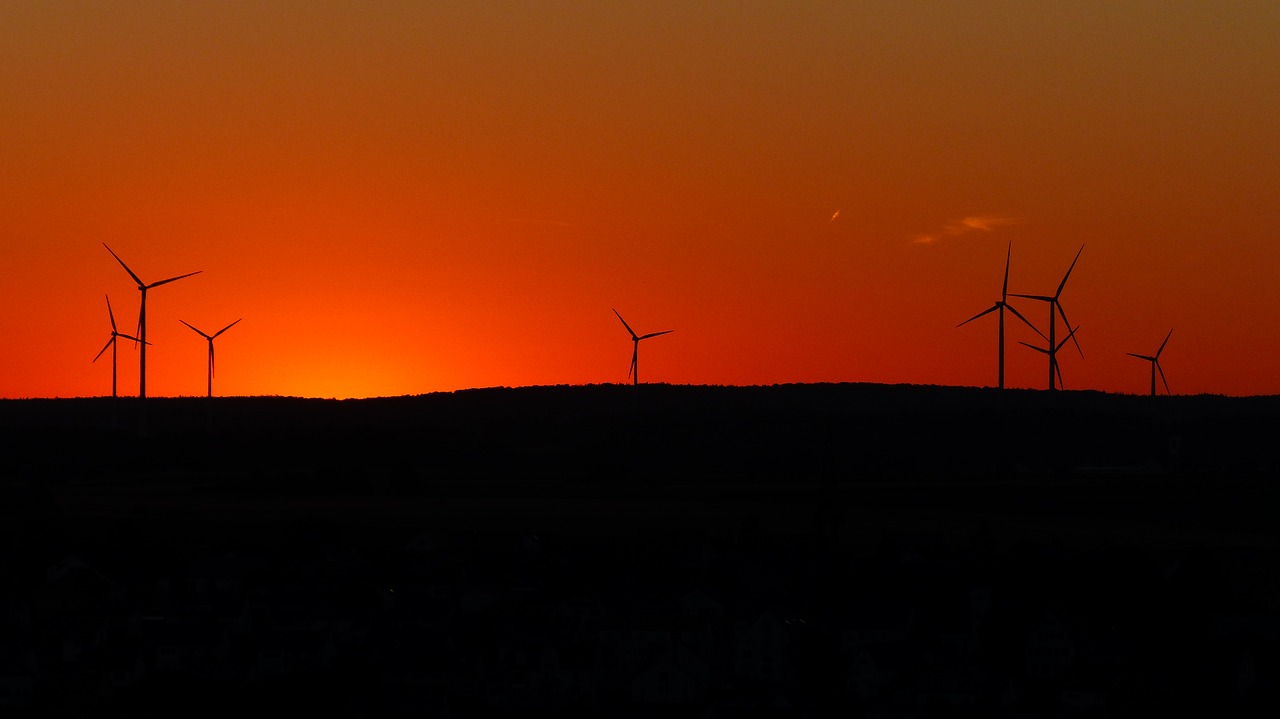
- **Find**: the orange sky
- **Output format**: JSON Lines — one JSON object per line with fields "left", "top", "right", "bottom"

{"left": 3, "top": 2, "right": 1279, "bottom": 399}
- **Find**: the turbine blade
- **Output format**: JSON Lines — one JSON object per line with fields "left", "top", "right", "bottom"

{"left": 116, "top": 334, "right": 146, "bottom": 344}
{"left": 1156, "top": 360, "right": 1170, "bottom": 394}
{"left": 210, "top": 344, "right": 216, "bottom": 378}
{"left": 613, "top": 308, "right": 638, "bottom": 339}
{"left": 1055, "top": 324, "right": 1080, "bottom": 353}
{"left": 105, "top": 295, "right": 118, "bottom": 332}
{"left": 638, "top": 329, "right": 673, "bottom": 340}
{"left": 1157, "top": 328, "right": 1173, "bottom": 357}
{"left": 1127, "top": 353, "right": 1155, "bottom": 361}
{"left": 133, "top": 296, "right": 143, "bottom": 345}
{"left": 1004, "top": 303, "right": 1045, "bottom": 339}
{"left": 147, "top": 270, "right": 202, "bottom": 289}
{"left": 103, "top": 244, "right": 144, "bottom": 287}
{"left": 628, "top": 345, "right": 637, "bottom": 379}
{"left": 1001, "top": 242, "right": 1011, "bottom": 300}
{"left": 1019, "top": 341, "right": 1048, "bottom": 355}
{"left": 957, "top": 303, "right": 999, "bottom": 327}
{"left": 93, "top": 337, "right": 114, "bottom": 362}
{"left": 1009, "top": 293, "right": 1053, "bottom": 302}
{"left": 180, "top": 320, "right": 212, "bottom": 339}
{"left": 212, "top": 318, "right": 242, "bottom": 338}
{"left": 1054, "top": 244, "right": 1084, "bottom": 298}
{"left": 1056, "top": 303, "right": 1083, "bottom": 357}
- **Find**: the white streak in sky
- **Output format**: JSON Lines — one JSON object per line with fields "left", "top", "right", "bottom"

{"left": 912, "top": 215, "right": 1021, "bottom": 245}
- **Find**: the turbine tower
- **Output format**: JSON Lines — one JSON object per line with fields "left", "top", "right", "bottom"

{"left": 612, "top": 309, "right": 672, "bottom": 385}
{"left": 1010, "top": 244, "right": 1084, "bottom": 391}
{"left": 92, "top": 294, "right": 145, "bottom": 399}
{"left": 180, "top": 318, "right": 241, "bottom": 398}
{"left": 1127, "top": 328, "right": 1173, "bottom": 397}
{"left": 958, "top": 242, "right": 1045, "bottom": 389}
{"left": 103, "top": 244, "right": 202, "bottom": 398}
{"left": 1019, "top": 324, "right": 1081, "bottom": 391}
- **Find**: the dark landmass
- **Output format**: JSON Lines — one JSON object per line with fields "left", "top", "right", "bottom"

{"left": 1, "top": 383, "right": 1277, "bottom": 715}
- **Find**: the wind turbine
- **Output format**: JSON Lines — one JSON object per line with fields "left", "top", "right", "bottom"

{"left": 958, "top": 242, "right": 1045, "bottom": 389}
{"left": 103, "top": 244, "right": 202, "bottom": 398}
{"left": 180, "top": 318, "right": 241, "bottom": 398}
{"left": 1127, "top": 328, "right": 1173, "bottom": 397}
{"left": 1020, "top": 324, "right": 1081, "bottom": 391}
{"left": 612, "top": 309, "right": 672, "bottom": 385}
{"left": 1010, "top": 244, "right": 1084, "bottom": 391}
{"left": 92, "top": 294, "right": 146, "bottom": 399}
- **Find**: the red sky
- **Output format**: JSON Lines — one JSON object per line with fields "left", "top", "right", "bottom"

{"left": 3, "top": 2, "right": 1279, "bottom": 399}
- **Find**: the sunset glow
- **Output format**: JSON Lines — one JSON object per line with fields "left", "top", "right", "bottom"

{"left": 4, "top": 2, "right": 1279, "bottom": 399}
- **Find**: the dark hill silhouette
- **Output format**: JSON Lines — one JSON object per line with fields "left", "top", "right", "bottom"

{"left": 2, "top": 382, "right": 1276, "bottom": 538}
{"left": 2, "top": 382, "right": 1275, "bottom": 477}
{"left": 1, "top": 383, "right": 1277, "bottom": 714}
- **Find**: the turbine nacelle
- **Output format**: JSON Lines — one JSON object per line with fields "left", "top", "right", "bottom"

{"left": 181, "top": 318, "right": 242, "bottom": 342}
{"left": 94, "top": 293, "right": 150, "bottom": 399}
{"left": 613, "top": 308, "right": 672, "bottom": 385}
{"left": 957, "top": 242, "right": 1044, "bottom": 389}
{"left": 181, "top": 318, "right": 242, "bottom": 397}
{"left": 1008, "top": 244, "right": 1085, "bottom": 390}
{"left": 1020, "top": 324, "right": 1080, "bottom": 355}
{"left": 1020, "top": 324, "right": 1080, "bottom": 390}
{"left": 104, "top": 244, "right": 202, "bottom": 399}
{"left": 1128, "top": 328, "right": 1173, "bottom": 396}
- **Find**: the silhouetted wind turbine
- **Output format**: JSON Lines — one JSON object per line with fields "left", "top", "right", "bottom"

{"left": 103, "top": 244, "right": 202, "bottom": 398}
{"left": 958, "top": 242, "right": 1045, "bottom": 389}
{"left": 1020, "top": 324, "right": 1081, "bottom": 391}
{"left": 180, "top": 319, "right": 241, "bottom": 398}
{"left": 612, "top": 309, "right": 672, "bottom": 385}
{"left": 92, "top": 294, "right": 146, "bottom": 399}
{"left": 1010, "top": 244, "right": 1084, "bottom": 391}
{"left": 1128, "top": 328, "right": 1173, "bottom": 397}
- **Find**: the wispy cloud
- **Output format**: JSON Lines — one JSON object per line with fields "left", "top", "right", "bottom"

{"left": 912, "top": 215, "right": 1022, "bottom": 245}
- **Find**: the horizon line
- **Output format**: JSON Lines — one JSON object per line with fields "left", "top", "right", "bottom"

{"left": 0, "top": 381, "right": 1271, "bottom": 402}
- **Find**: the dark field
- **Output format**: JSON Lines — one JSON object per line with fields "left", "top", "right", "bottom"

{"left": 2, "top": 383, "right": 1278, "bottom": 715}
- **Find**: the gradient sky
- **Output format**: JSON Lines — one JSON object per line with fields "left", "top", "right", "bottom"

{"left": 3, "top": 1, "right": 1279, "bottom": 399}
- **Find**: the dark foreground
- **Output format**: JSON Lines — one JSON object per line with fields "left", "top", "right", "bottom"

{"left": 1, "top": 383, "right": 1277, "bottom": 716}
